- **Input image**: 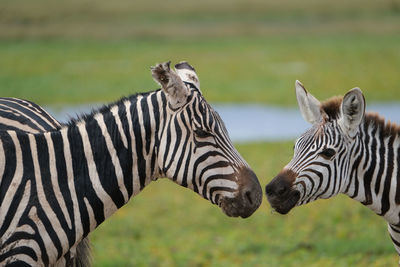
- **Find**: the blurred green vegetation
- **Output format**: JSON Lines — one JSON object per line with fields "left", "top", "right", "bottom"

{"left": 1, "top": 0, "right": 400, "bottom": 266}
{"left": 1, "top": 36, "right": 400, "bottom": 106}
{"left": 0, "top": 0, "right": 400, "bottom": 106}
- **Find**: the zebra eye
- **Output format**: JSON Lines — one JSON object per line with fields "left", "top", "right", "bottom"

{"left": 194, "top": 128, "right": 212, "bottom": 138}
{"left": 319, "top": 148, "right": 336, "bottom": 160}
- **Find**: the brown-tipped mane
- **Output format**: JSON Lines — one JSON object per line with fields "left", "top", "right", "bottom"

{"left": 321, "top": 96, "right": 343, "bottom": 120}
{"left": 321, "top": 96, "right": 400, "bottom": 138}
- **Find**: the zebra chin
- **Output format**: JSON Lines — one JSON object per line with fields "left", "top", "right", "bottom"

{"left": 266, "top": 190, "right": 301, "bottom": 215}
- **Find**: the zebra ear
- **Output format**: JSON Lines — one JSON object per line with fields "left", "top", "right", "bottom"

{"left": 174, "top": 61, "right": 201, "bottom": 91}
{"left": 339, "top": 87, "right": 365, "bottom": 138}
{"left": 151, "top": 61, "right": 190, "bottom": 109}
{"left": 295, "top": 80, "right": 322, "bottom": 124}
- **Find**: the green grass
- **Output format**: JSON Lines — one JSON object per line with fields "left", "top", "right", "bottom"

{"left": 90, "top": 142, "right": 397, "bottom": 266}
{"left": 1, "top": 35, "right": 400, "bottom": 106}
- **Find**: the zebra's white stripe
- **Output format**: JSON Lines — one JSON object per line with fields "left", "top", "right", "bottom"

{"left": 77, "top": 122, "right": 118, "bottom": 218}
{"left": 0, "top": 139, "right": 4, "bottom": 182}
{"left": 44, "top": 132, "right": 72, "bottom": 229}
{"left": 94, "top": 113, "right": 129, "bottom": 202}
{"left": 61, "top": 128, "right": 83, "bottom": 244}
{"left": 110, "top": 105, "right": 128, "bottom": 149}
{"left": 124, "top": 100, "right": 140, "bottom": 196}
{"left": 83, "top": 197, "right": 97, "bottom": 232}
{"left": 0, "top": 117, "right": 40, "bottom": 133}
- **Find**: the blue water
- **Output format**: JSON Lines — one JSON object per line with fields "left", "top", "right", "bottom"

{"left": 45, "top": 102, "right": 400, "bottom": 143}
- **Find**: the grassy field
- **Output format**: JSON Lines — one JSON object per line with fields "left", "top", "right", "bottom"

{"left": 1, "top": 0, "right": 400, "bottom": 266}
{"left": 1, "top": 36, "right": 400, "bottom": 106}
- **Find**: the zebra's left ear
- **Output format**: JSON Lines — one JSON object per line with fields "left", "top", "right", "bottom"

{"left": 295, "top": 80, "right": 323, "bottom": 124}
{"left": 338, "top": 87, "right": 365, "bottom": 138}
{"left": 151, "top": 61, "right": 190, "bottom": 109}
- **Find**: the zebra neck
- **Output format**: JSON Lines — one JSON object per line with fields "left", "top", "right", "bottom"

{"left": 52, "top": 90, "right": 166, "bottom": 232}
{"left": 344, "top": 120, "right": 400, "bottom": 223}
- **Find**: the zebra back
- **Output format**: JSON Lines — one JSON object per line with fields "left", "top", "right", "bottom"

{"left": 0, "top": 97, "right": 61, "bottom": 133}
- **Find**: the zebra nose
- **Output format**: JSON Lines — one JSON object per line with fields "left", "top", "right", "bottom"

{"left": 238, "top": 168, "right": 263, "bottom": 216}
{"left": 265, "top": 175, "right": 291, "bottom": 198}
{"left": 265, "top": 182, "right": 288, "bottom": 197}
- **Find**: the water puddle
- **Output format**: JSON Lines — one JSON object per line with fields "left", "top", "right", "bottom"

{"left": 45, "top": 102, "right": 400, "bottom": 143}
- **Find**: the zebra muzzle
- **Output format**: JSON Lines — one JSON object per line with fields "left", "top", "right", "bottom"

{"left": 265, "top": 170, "right": 301, "bottom": 214}
{"left": 218, "top": 168, "right": 262, "bottom": 218}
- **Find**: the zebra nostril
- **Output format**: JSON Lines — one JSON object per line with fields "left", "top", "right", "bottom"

{"left": 265, "top": 184, "right": 274, "bottom": 196}
{"left": 245, "top": 191, "right": 253, "bottom": 205}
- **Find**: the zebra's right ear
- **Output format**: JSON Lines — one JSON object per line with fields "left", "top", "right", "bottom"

{"left": 295, "top": 80, "right": 322, "bottom": 124}
{"left": 174, "top": 61, "right": 201, "bottom": 91}
{"left": 338, "top": 87, "right": 365, "bottom": 138}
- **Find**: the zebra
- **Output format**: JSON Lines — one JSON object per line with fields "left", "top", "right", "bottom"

{"left": 0, "top": 62, "right": 203, "bottom": 266}
{"left": 0, "top": 98, "right": 93, "bottom": 266}
{"left": 265, "top": 80, "right": 400, "bottom": 260}
{"left": 0, "top": 61, "right": 203, "bottom": 267}
{"left": 0, "top": 61, "right": 262, "bottom": 266}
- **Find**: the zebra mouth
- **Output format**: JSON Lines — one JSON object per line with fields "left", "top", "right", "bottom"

{"left": 267, "top": 190, "right": 300, "bottom": 215}
{"left": 217, "top": 193, "right": 261, "bottom": 218}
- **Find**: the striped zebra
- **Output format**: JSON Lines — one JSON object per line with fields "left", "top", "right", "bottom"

{"left": 0, "top": 98, "right": 91, "bottom": 266}
{"left": 0, "top": 61, "right": 262, "bottom": 266}
{"left": 266, "top": 80, "right": 400, "bottom": 260}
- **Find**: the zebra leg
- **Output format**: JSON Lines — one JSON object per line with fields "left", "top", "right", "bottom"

{"left": 388, "top": 223, "right": 400, "bottom": 262}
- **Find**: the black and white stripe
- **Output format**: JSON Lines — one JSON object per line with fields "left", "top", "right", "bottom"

{"left": 0, "top": 97, "right": 91, "bottom": 266}
{"left": 0, "top": 97, "right": 61, "bottom": 133}
{"left": 0, "top": 61, "right": 262, "bottom": 266}
{"left": 266, "top": 80, "right": 400, "bottom": 261}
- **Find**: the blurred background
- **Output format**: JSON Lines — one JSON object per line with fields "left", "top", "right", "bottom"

{"left": 1, "top": 0, "right": 400, "bottom": 265}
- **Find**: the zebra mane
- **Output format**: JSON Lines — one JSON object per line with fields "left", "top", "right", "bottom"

{"left": 64, "top": 90, "right": 159, "bottom": 128}
{"left": 364, "top": 112, "right": 400, "bottom": 138}
{"left": 322, "top": 96, "right": 400, "bottom": 138}
{"left": 63, "top": 82, "right": 201, "bottom": 129}
{"left": 321, "top": 96, "right": 343, "bottom": 120}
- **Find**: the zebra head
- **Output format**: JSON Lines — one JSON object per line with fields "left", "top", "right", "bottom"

{"left": 266, "top": 80, "right": 365, "bottom": 214}
{"left": 151, "top": 61, "right": 262, "bottom": 218}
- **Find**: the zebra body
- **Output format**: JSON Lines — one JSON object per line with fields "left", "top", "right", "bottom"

{"left": 0, "top": 62, "right": 262, "bottom": 265}
{"left": 0, "top": 98, "right": 91, "bottom": 266}
{"left": 266, "top": 80, "right": 400, "bottom": 260}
